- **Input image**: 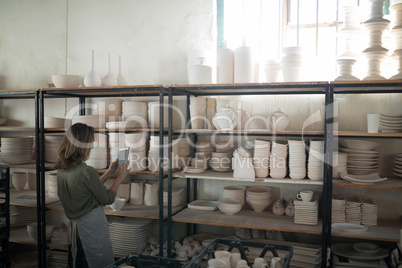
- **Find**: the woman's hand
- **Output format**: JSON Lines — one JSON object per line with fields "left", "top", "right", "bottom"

{"left": 106, "top": 159, "right": 118, "bottom": 175}
{"left": 115, "top": 161, "right": 130, "bottom": 182}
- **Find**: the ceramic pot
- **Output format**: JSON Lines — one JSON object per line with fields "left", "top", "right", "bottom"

{"left": 269, "top": 109, "right": 289, "bottom": 132}
{"left": 272, "top": 199, "right": 285, "bottom": 216}
{"left": 285, "top": 200, "right": 295, "bottom": 217}
{"left": 12, "top": 172, "right": 27, "bottom": 191}
{"left": 271, "top": 257, "right": 283, "bottom": 268}
{"left": 144, "top": 182, "right": 159, "bottom": 206}
{"left": 212, "top": 106, "right": 238, "bottom": 130}
{"left": 130, "top": 181, "right": 144, "bottom": 205}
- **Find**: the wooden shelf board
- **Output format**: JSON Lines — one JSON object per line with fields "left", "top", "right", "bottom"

{"left": 331, "top": 219, "right": 400, "bottom": 242}
{"left": 0, "top": 161, "right": 54, "bottom": 170}
{"left": 0, "top": 127, "right": 36, "bottom": 132}
{"left": 174, "top": 170, "right": 324, "bottom": 185}
{"left": 47, "top": 200, "right": 186, "bottom": 220}
{"left": 333, "top": 178, "right": 402, "bottom": 190}
{"left": 335, "top": 131, "right": 402, "bottom": 138}
{"left": 172, "top": 208, "right": 322, "bottom": 235}
{"left": 10, "top": 190, "right": 59, "bottom": 207}
{"left": 173, "top": 129, "right": 324, "bottom": 136}
{"left": 10, "top": 227, "right": 68, "bottom": 250}
{"left": 42, "top": 85, "right": 165, "bottom": 97}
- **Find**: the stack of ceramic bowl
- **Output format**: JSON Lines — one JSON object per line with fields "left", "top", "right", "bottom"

{"left": 245, "top": 186, "right": 272, "bottom": 213}
{"left": 223, "top": 186, "right": 246, "bottom": 206}
{"left": 307, "top": 140, "right": 324, "bottom": 181}
{"left": 379, "top": 114, "right": 402, "bottom": 132}
{"left": 394, "top": 153, "right": 402, "bottom": 177}
{"left": 218, "top": 198, "right": 242, "bottom": 215}
{"left": 122, "top": 101, "right": 148, "bottom": 129}
{"left": 177, "top": 137, "right": 191, "bottom": 168}
{"left": 281, "top": 46, "right": 304, "bottom": 82}
{"left": 44, "top": 116, "right": 67, "bottom": 128}
{"left": 196, "top": 141, "right": 215, "bottom": 154}
{"left": 48, "top": 173, "right": 58, "bottom": 197}
{"left": 190, "top": 96, "right": 206, "bottom": 129}
{"left": 44, "top": 134, "right": 64, "bottom": 163}
{"left": 269, "top": 142, "right": 288, "bottom": 179}
{"left": 214, "top": 141, "right": 235, "bottom": 154}
{"left": 72, "top": 114, "right": 106, "bottom": 129}
{"left": 264, "top": 59, "right": 281, "bottom": 82}
{"left": 148, "top": 135, "right": 179, "bottom": 172}
{"left": 288, "top": 140, "right": 306, "bottom": 180}
{"left": 95, "top": 98, "right": 123, "bottom": 122}
{"left": 125, "top": 132, "right": 148, "bottom": 171}
{"left": 332, "top": 152, "right": 348, "bottom": 179}
{"left": 163, "top": 188, "right": 185, "bottom": 207}
{"left": 106, "top": 121, "right": 132, "bottom": 130}
{"left": 87, "top": 133, "right": 108, "bottom": 169}
{"left": 1, "top": 137, "right": 33, "bottom": 164}
{"left": 148, "top": 101, "right": 168, "bottom": 129}
{"left": 109, "top": 133, "right": 126, "bottom": 163}
{"left": 253, "top": 140, "right": 270, "bottom": 178}
{"left": 10, "top": 206, "right": 36, "bottom": 227}
{"left": 210, "top": 152, "right": 232, "bottom": 172}
{"left": 339, "top": 139, "right": 380, "bottom": 175}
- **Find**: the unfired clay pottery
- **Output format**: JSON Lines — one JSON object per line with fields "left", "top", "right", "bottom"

{"left": 116, "top": 55, "right": 127, "bottom": 86}
{"left": 83, "top": 50, "right": 101, "bottom": 87}
{"left": 144, "top": 181, "right": 159, "bottom": 206}
{"left": 212, "top": 105, "right": 238, "bottom": 130}
{"left": 102, "top": 52, "right": 118, "bottom": 87}
{"left": 272, "top": 199, "right": 285, "bottom": 216}
{"left": 285, "top": 200, "right": 295, "bottom": 217}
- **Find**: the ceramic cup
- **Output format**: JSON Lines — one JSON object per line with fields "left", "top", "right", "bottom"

{"left": 253, "top": 257, "right": 268, "bottom": 268}
{"left": 236, "top": 259, "right": 248, "bottom": 267}
{"left": 12, "top": 172, "right": 27, "bottom": 191}
{"left": 27, "top": 172, "right": 36, "bottom": 190}
{"left": 367, "top": 113, "right": 380, "bottom": 133}
{"left": 270, "top": 257, "right": 283, "bottom": 268}
{"left": 230, "top": 252, "right": 241, "bottom": 268}
{"left": 297, "top": 190, "right": 314, "bottom": 202}
{"left": 208, "top": 258, "right": 227, "bottom": 268}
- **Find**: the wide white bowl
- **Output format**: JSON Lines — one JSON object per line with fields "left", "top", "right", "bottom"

{"left": 218, "top": 198, "right": 242, "bottom": 215}
{"left": 12, "top": 172, "right": 27, "bottom": 191}
{"left": 352, "top": 242, "right": 380, "bottom": 255}
{"left": 110, "top": 198, "right": 126, "bottom": 211}
{"left": 340, "top": 139, "right": 380, "bottom": 151}
{"left": 246, "top": 198, "right": 271, "bottom": 212}
{"left": 52, "top": 75, "right": 82, "bottom": 88}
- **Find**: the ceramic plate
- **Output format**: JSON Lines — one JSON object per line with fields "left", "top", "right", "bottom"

{"left": 332, "top": 243, "right": 388, "bottom": 261}
{"left": 331, "top": 223, "right": 368, "bottom": 234}
{"left": 188, "top": 200, "right": 219, "bottom": 211}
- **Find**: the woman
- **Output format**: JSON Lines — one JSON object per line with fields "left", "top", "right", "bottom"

{"left": 55, "top": 123, "right": 130, "bottom": 268}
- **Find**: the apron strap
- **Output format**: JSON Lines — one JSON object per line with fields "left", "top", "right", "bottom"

{"left": 68, "top": 219, "right": 77, "bottom": 268}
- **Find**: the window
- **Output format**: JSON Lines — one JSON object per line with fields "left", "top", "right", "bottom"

{"left": 218, "top": 0, "right": 395, "bottom": 81}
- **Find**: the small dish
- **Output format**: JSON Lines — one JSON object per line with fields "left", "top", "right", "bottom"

{"left": 183, "top": 167, "right": 206, "bottom": 174}
{"left": 332, "top": 223, "right": 368, "bottom": 234}
{"left": 188, "top": 200, "right": 218, "bottom": 211}
{"left": 352, "top": 242, "right": 381, "bottom": 255}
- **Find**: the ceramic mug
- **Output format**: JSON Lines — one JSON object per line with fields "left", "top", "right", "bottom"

{"left": 230, "top": 252, "right": 241, "bottom": 268}
{"left": 296, "top": 190, "right": 314, "bottom": 202}
{"left": 270, "top": 257, "right": 283, "bottom": 268}
{"left": 253, "top": 257, "right": 268, "bottom": 268}
{"left": 208, "top": 258, "right": 226, "bottom": 268}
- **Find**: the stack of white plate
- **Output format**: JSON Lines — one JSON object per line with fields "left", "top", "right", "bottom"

{"left": 394, "top": 153, "right": 402, "bottom": 177}
{"left": 332, "top": 194, "right": 346, "bottom": 223}
{"left": 72, "top": 114, "right": 106, "bottom": 129}
{"left": 333, "top": 152, "right": 347, "bottom": 179}
{"left": 379, "top": 114, "right": 402, "bottom": 132}
{"left": 339, "top": 139, "right": 380, "bottom": 175}
{"left": 307, "top": 140, "right": 324, "bottom": 181}
{"left": 87, "top": 133, "right": 108, "bottom": 169}
{"left": 163, "top": 188, "right": 185, "bottom": 207}
{"left": 108, "top": 216, "right": 153, "bottom": 256}
{"left": 294, "top": 196, "right": 319, "bottom": 225}
{"left": 95, "top": 98, "right": 123, "bottom": 123}
{"left": 109, "top": 133, "right": 126, "bottom": 163}
{"left": 10, "top": 251, "right": 37, "bottom": 268}
{"left": 44, "top": 134, "right": 64, "bottom": 163}
{"left": 360, "top": 197, "right": 377, "bottom": 226}
{"left": 122, "top": 101, "right": 148, "bottom": 128}
{"left": 1, "top": 137, "right": 33, "bottom": 164}
{"left": 288, "top": 140, "right": 306, "bottom": 180}
{"left": 44, "top": 116, "right": 67, "bottom": 128}
{"left": 126, "top": 132, "right": 148, "bottom": 172}
{"left": 148, "top": 101, "right": 168, "bottom": 129}
{"left": 345, "top": 196, "right": 361, "bottom": 224}
{"left": 10, "top": 205, "right": 36, "bottom": 227}
{"left": 269, "top": 142, "right": 288, "bottom": 179}
{"left": 189, "top": 96, "right": 206, "bottom": 129}
{"left": 47, "top": 250, "right": 68, "bottom": 268}
{"left": 223, "top": 186, "right": 246, "bottom": 206}
{"left": 48, "top": 173, "right": 58, "bottom": 198}
{"left": 246, "top": 186, "right": 272, "bottom": 213}
{"left": 210, "top": 152, "right": 232, "bottom": 172}
{"left": 253, "top": 140, "right": 270, "bottom": 178}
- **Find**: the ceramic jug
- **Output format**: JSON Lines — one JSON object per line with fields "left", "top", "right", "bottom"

{"left": 272, "top": 199, "right": 285, "bottom": 216}
{"left": 144, "top": 181, "right": 159, "bottom": 206}
{"left": 285, "top": 200, "right": 295, "bottom": 217}
{"left": 212, "top": 105, "right": 239, "bottom": 130}
{"left": 130, "top": 181, "right": 144, "bottom": 205}
{"left": 269, "top": 109, "right": 289, "bottom": 132}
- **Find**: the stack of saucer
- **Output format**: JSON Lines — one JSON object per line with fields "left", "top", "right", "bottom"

{"left": 360, "top": 197, "right": 377, "bottom": 226}
{"left": 87, "top": 133, "right": 108, "bottom": 169}
{"left": 1, "top": 137, "right": 33, "bottom": 164}
{"left": 345, "top": 196, "right": 361, "bottom": 224}
{"left": 210, "top": 152, "right": 232, "bottom": 172}
{"left": 307, "top": 140, "right": 324, "bottom": 181}
{"left": 379, "top": 114, "right": 402, "bottom": 132}
{"left": 10, "top": 205, "right": 36, "bottom": 227}
{"left": 122, "top": 101, "right": 148, "bottom": 129}
{"left": 394, "top": 153, "right": 402, "bottom": 177}
{"left": 163, "top": 188, "right": 185, "bottom": 207}
{"left": 288, "top": 140, "right": 306, "bottom": 180}
{"left": 253, "top": 140, "right": 270, "bottom": 178}
{"left": 269, "top": 142, "right": 288, "bottom": 179}
{"left": 332, "top": 194, "right": 346, "bottom": 223}
{"left": 333, "top": 152, "right": 348, "bottom": 179}
{"left": 109, "top": 133, "right": 126, "bottom": 163}
{"left": 294, "top": 196, "right": 319, "bottom": 225}
{"left": 340, "top": 140, "right": 380, "bottom": 175}
{"left": 125, "top": 132, "right": 147, "bottom": 172}
{"left": 95, "top": 98, "right": 123, "bottom": 122}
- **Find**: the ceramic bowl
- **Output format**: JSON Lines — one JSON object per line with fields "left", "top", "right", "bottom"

{"left": 110, "top": 198, "right": 126, "bottom": 211}
{"left": 246, "top": 198, "right": 271, "bottom": 212}
{"left": 218, "top": 198, "right": 242, "bottom": 215}
{"left": 353, "top": 242, "right": 380, "bottom": 255}
{"left": 12, "top": 172, "right": 27, "bottom": 191}
{"left": 27, "top": 222, "right": 38, "bottom": 240}
{"left": 0, "top": 118, "right": 6, "bottom": 126}
{"left": 52, "top": 75, "right": 82, "bottom": 88}
{"left": 339, "top": 139, "right": 380, "bottom": 151}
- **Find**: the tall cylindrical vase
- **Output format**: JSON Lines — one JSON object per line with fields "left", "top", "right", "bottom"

{"left": 234, "top": 40, "right": 254, "bottom": 83}
{"left": 217, "top": 40, "right": 234, "bottom": 84}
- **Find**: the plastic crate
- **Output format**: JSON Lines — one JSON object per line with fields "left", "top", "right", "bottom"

{"left": 108, "top": 253, "right": 188, "bottom": 268}
{"left": 184, "top": 238, "right": 293, "bottom": 268}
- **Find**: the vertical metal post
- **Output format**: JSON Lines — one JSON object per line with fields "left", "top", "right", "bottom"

{"left": 79, "top": 96, "right": 85, "bottom": 115}
{"left": 158, "top": 88, "right": 165, "bottom": 257}
{"left": 167, "top": 87, "right": 173, "bottom": 257}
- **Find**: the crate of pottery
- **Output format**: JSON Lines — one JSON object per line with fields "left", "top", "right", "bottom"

{"left": 107, "top": 253, "right": 188, "bottom": 268}
{"left": 184, "top": 238, "right": 293, "bottom": 268}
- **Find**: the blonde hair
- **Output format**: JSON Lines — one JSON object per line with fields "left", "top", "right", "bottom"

{"left": 55, "top": 123, "right": 95, "bottom": 170}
